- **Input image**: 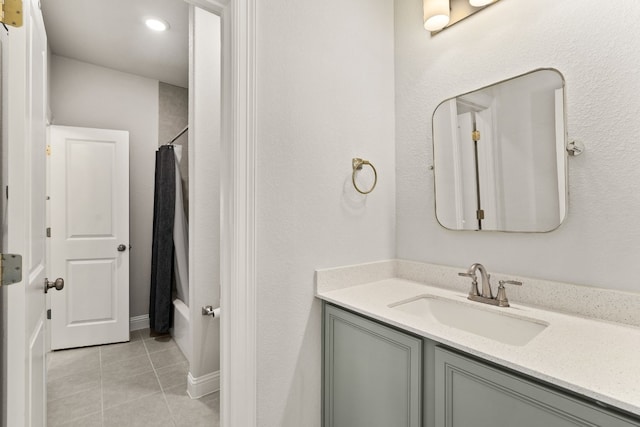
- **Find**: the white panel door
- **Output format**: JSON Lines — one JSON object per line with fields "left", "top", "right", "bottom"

{"left": 1, "top": 0, "right": 48, "bottom": 425}
{"left": 49, "top": 126, "right": 130, "bottom": 350}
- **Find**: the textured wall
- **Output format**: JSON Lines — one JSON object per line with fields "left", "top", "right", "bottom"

{"left": 256, "top": 0, "right": 396, "bottom": 424}
{"left": 395, "top": 0, "right": 640, "bottom": 293}
{"left": 50, "top": 55, "right": 159, "bottom": 316}
{"left": 158, "top": 82, "right": 189, "bottom": 214}
{"left": 189, "top": 7, "right": 220, "bottom": 379}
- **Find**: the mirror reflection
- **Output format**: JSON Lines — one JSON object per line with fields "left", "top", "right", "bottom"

{"left": 432, "top": 69, "right": 567, "bottom": 232}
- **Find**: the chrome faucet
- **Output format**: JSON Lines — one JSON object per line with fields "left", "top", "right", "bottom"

{"left": 470, "top": 263, "right": 493, "bottom": 298}
{"left": 458, "top": 263, "right": 522, "bottom": 307}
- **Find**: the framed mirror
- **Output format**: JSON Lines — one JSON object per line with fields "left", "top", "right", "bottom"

{"left": 432, "top": 69, "right": 567, "bottom": 232}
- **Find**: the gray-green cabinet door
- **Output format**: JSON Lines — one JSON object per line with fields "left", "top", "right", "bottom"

{"left": 435, "top": 347, "right": 640, "bottom": 427}
{"left": 323, "top": 304, "right": 422, "bottom": 427}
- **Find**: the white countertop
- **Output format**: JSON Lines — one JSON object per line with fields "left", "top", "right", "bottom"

{"left": 316, "top": 271, "right": 640, "bottom": 417}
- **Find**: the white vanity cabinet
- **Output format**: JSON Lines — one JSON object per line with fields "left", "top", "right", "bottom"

{"left": 322, "top": 302, "right": 640, "bottom": 427}
{"left": 323, "top": 304, "right": 423, "bottom": 427}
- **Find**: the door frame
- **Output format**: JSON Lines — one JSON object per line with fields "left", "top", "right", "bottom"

{"left": 1, "top": 0, "right": 49, "bottom": 423}
{"left": 184, "top": 1, "right": 257, "bottom": 426}
{"left": 0, "top": 0, "right": 258, "bottom": 424}
{"left": 1, "top": 15, "right": 30, "bottom": 425}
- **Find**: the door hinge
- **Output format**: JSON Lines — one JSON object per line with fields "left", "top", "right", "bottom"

{"left": 472, "top": 130, "right": 481, "bottom": 142}
{"left": 46, "top": 144, "right": 51, "bottom": 156}
{"left": 476, "top": 209, "right": 485, "bottom": 220}
{"left": 47, "top": 309, "right": 51, "bottom": 319}
{"left": 46, "top": 227, "right": 51, "bottom": 237}
{"left": 1, "top": 0, "right": 23, "bottom": 28}
{"left": 0, "top": 253, "right": 22, "bottom": 287}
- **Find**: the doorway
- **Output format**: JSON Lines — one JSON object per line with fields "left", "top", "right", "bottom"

{"left": 43, "top": 0, "right": 221, "bottom": 424}
{"left": 0, "top": 0, "right": 248, "bottom": 424}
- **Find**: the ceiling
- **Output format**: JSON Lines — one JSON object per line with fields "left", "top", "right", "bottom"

{"left": 42, "top": 0, "right": 189, "bottom": 88}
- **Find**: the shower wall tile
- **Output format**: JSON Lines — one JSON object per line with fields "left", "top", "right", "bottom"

{"left": 159, "top": 82, "right": 189, "bottom": 215}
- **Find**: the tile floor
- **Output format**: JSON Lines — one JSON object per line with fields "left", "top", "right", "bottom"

{"left": 46, "top": 329, "right": 219, "bottom": 427}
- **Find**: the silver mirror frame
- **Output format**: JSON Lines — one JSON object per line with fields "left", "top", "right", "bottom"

{"left": 430, "top": 68, "right": 569, "bottom": 233}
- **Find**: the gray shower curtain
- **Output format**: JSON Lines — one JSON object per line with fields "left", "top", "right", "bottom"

{"left": 149, "top": 145, "right": 176, "bottom": 333}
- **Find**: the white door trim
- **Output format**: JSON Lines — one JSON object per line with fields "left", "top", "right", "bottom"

{"left": 2, "top": 0, "right": 49, "bottom": 423}
{"left": 184, "top": 1, "right": 257, "bottom": 426}
{"left": 2, "top": 16, "right": 29, "bottom": 425}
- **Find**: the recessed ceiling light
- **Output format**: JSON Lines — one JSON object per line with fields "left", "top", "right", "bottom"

{"left": 145, "top": 18, "right": 169, "bottom": 32}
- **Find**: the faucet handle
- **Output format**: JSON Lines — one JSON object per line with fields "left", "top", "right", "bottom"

{"left": 458, "top": 272, "right": 479, "bottom": 296}
{"left": 496, "top": 280, "right": 523, "bottom": 307}
{"left": 499, "top": 280, "right": 522, "bottom": 287}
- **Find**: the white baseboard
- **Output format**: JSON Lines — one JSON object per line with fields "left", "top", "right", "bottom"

{"left": 130, "top": 314, "right": 149, "bottom": 331}
{"left": 187, "top": 370, "right": 220, "bottom": 399}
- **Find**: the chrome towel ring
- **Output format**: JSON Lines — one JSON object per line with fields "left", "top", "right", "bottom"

{"left": 352, "top": 158, "right": 377, "bottom": 195}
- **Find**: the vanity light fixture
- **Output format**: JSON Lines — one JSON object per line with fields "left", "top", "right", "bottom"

{"left": 469, "top": 0, "right": 496, "bottom": 7}
{"left": 423, "top": 0, "right": 451, "bottom": 32}
{"left": 145, "top": 17, "right": 170, "bottom": 32}
{"left": 426, "top": 0, "right": 501, "bottom": 35}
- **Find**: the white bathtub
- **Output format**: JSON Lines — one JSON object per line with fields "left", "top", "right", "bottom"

{"left": 172, "top": 298, "right": 191, "bottom": 364}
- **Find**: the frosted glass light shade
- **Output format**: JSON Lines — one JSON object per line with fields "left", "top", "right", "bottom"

{"left": 423, "top": 0, "right": 450, "bottom": 31}
{"left": 469, "top": 0, "right": 495, "bottom": 7}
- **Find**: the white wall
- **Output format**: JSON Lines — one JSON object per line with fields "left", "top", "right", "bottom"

{"left": 494, "top": 72, "right": 561, "bottom": 231}
{"left": 188, "top": 7, "right": 221, "bottom": 382}
{"left": 50, "top": 55, "right": 159, "bottom": 316}
{"left": 256, "top": 0, "right": 396, "bottom": 424}
{"left": 395, "top": 0, "right": 640, "bottom": 293}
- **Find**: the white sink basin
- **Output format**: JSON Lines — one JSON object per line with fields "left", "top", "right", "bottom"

{"left": 390, "top": 295, "right": 548, "bottom": 346}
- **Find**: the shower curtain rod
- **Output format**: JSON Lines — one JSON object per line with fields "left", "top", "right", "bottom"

{"left": 166, "top": 125, "right": 189, "bottom": 145}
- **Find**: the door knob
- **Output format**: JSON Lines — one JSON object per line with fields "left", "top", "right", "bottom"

{"left": 44, "top": 277, "right": 64, "bottom": 293}
{"left": 117, "top": 244, "right": 127, "bottom": 252}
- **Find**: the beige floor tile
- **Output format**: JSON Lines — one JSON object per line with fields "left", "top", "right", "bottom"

{"left": 47, "top": 368, "right": 101, "bottom": 401}
{"left": 102, "top": 370, "right": 162, "bottom": 409}
{"left": 129, "top": 329, "right": 144, "bottom": 342}
{"left": 174, "top": 411, "right": 219, "bottom": 427}
{"left": 59, "top": 412, "right": 103, "bottom": 427}
{"left": 149, "top": 346, "right": 187, "bottom": 370}
{"left": 47, "top": 386, "right": 102, "bottom": 427}
{"left": 155, "top": 361, "right": 189, "bottom": 391}
{"left": 47, "top": 346, "right": 101, "bottom": 380}
{"left": 139, "top": 328, "right": 171, "bottom": 341}
{"left": 144, "top": 336, "right": 178, "bottom": 354}
{"left": 46, "top": 333, "right": 219, "bottom": 426}
{"left": 103, "top": 392, "right": 174, "bottom": 427}
{"left": 136, "top": 328, "right": 152, "bottom": 340}
{"left": 101, "top": 340, "right": 147, "bottom": 364}
{"left": 165, "top": 386, "right": 219, "bottom": 427}
{"left": 101, "top": 353, "right": 154, "bottom": 381}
